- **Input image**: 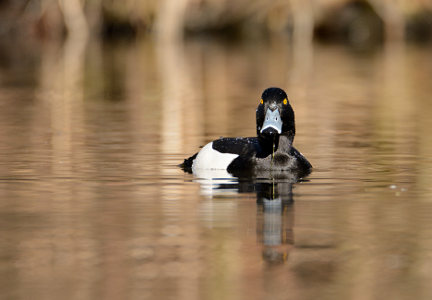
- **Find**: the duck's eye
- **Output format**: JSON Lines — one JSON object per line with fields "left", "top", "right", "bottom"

{"left": 283, "top": 98, "right": 288, "bottom": 105}
{"left": 260, "top": 99, "right": 263, "bottom": 105}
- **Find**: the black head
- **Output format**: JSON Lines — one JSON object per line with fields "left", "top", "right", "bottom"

{"left": 256, "top": 87, "right": 295, "bottom": 143}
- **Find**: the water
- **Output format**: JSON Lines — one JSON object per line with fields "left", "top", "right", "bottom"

{"left": 1, "top": 37, "right": 432, "bottom": 299}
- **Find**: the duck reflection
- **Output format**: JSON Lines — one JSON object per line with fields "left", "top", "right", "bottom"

{"left": 256, "top": 180, "right": 294, "bottom": 264}
{"left": 196, "top": 172, "right": 302, "bottom": 264}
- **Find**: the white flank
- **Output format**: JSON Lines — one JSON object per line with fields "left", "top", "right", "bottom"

{"left": 192, "top": 142, "right": 239, "bottom": 173}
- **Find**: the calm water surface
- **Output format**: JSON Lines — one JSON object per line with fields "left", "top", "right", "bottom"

{"left": 1, "top": 37, "right": 432, "bottom": 299}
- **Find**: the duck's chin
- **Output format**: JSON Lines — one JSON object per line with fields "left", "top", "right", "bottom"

{"left": 261, "top": 126, "right": 280, "bottom": 137}
{"left": 259, "top": 131, "right": 280, "bottom": 149}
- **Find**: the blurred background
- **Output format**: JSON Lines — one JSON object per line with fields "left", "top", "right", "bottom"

{"left": 1, "top": 0, "right": 432, "bottom": 43}
{"left": 1, "top": 1, "right": 432, "bottom": 300}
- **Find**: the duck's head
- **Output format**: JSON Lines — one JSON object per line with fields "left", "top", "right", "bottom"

{"left": 256, "top": 87, "right": 295, "bottom": 144}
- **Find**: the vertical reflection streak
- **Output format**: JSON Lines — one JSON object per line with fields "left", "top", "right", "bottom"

{"left": 29, "top": 34, "right": 91, "bottom": 298}
{"left": 157, "top": 39, "right": 200, "bottom": 300}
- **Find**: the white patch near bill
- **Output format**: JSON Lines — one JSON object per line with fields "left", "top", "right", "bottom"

{"left": 192, "top": 142, "right": 239, "bottom": 173}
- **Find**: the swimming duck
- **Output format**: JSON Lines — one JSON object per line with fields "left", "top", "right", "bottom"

{"left": 181, "top": 87, "right": 312, "bottom": 178}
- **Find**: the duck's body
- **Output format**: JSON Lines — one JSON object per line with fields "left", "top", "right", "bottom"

{"left": 181, "top": 87, "right": 312, "bottom": 178}
{"left": 182, "top": 136, "right": 311, "bottom": 177}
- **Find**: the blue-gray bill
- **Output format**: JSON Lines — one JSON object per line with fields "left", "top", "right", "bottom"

{"left": 260, "top": 108, "right": 282, "bottom": 135}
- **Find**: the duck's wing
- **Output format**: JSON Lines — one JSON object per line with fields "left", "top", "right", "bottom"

{"left": 289, "top": 146, "right": 312, "bottom": 174}
{"left": 212, "top": 137, "right": 258, "bottom": 155}
{"left": 180, "top": 137, "right": 258, "bottom": 174}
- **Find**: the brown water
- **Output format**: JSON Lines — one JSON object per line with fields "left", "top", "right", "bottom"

{"left": 1, "top": 37, "right": 432, "bottom": 300}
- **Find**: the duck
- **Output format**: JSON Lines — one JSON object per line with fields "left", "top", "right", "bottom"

{"left": 180, "top": 87, "right": 312, "bottom": 178}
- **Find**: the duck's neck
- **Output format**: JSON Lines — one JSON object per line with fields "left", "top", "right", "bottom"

{"left": 275, "top": 134, "right": 293, "bottom": 154}
{"left": 259, "top": 133, "right": 293, "bottom": 155}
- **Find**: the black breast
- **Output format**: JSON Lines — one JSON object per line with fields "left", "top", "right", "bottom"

{"left": 273, "top": 153, "right": 289, "bottom": 166}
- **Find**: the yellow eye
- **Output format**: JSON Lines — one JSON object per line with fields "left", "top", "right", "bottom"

{"left": 260, "top": 99, "right": 263, "bottom": 105}
{"left": 283, "top": 98, "right": 288, "bottom": 105}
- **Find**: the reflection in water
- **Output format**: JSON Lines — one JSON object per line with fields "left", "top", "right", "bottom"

{"left": 2, "top": 34, "right": 432, "bottom": 299}
{"left": 196, "top": 174, "right": 297, "bottom": 265}
{"left": 256, "top": 181, "right": 294, "bottom": 264}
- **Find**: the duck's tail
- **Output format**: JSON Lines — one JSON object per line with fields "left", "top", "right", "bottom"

{"left": 179, "top": 153, "right": 197, "bottom": 173}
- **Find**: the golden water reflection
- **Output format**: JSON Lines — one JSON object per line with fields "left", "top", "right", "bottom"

{"left": 0, "top": 37, "right": 432, "bottom": 299}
